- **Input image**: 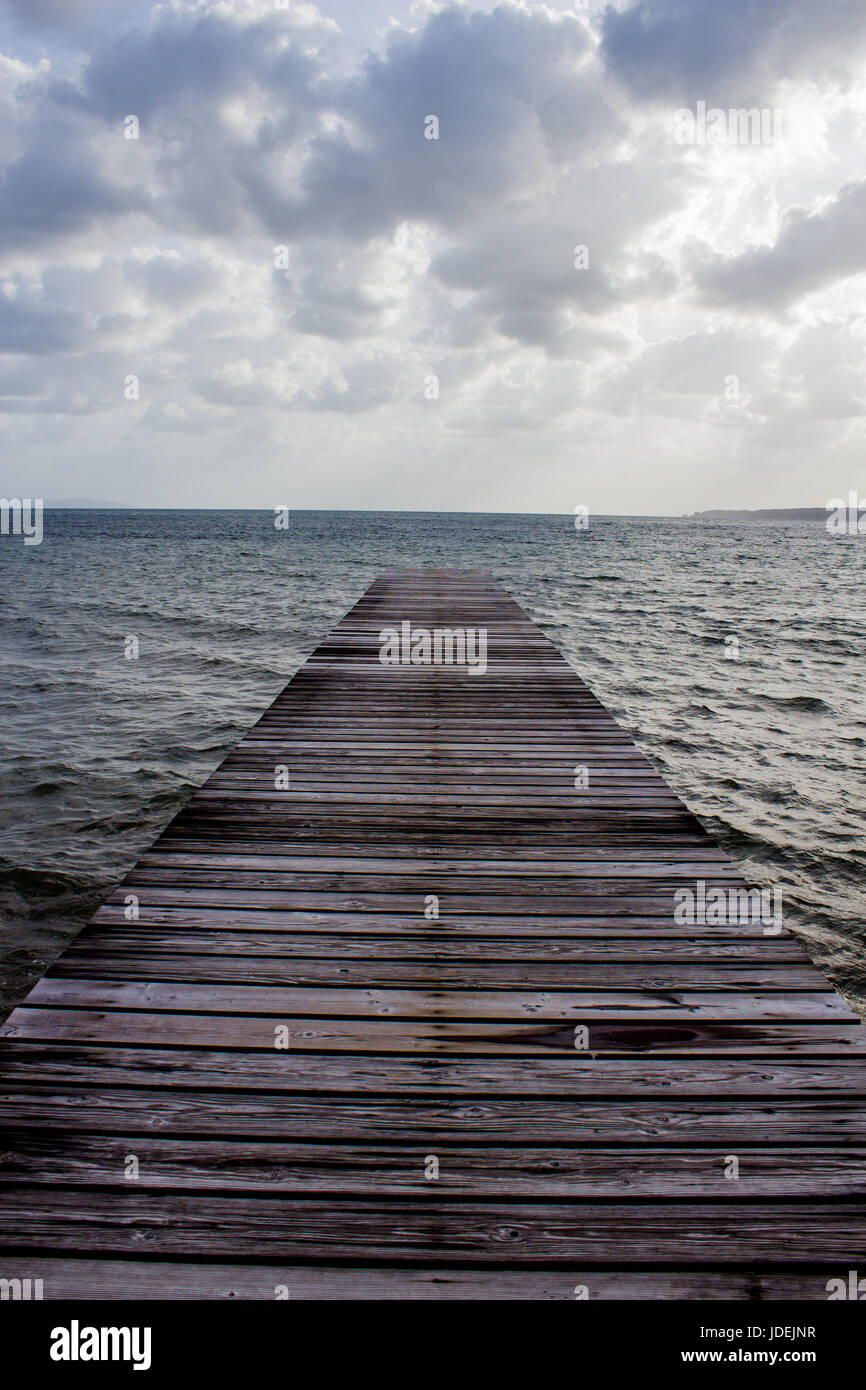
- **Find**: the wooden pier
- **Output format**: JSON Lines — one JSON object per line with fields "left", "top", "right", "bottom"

{"left": 1, "top": 568, "right": 864, "bottom": 1299}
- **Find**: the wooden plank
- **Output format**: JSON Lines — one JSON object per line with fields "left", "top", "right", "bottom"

{"left": 48, "top": 955, "right": 826, "bottom": 991}
{"left": 2, "top": 1045, "right": 861, "bottom": 1095}
{"left": 3, "top": 1009, "right": 861, "bottom": 1053}
{"left": 3, "top": 1137, "right": 866, "bottom": 1197}
{"left": 2, "top": 1191, "right": 866, "bottom": 1263}
{"left": 18, "top": 979, "right": 847, "bottom": 1020}
{"left": 4, "top": 1087, "right": 866, "bottom": 1141}
{"left": 88, "top": 906, "right": 791, "bottom": 936}
{"left": 0, "top": 1260, "right": 837, "bottom": 1300}
{"left": 58, "top": 931, "right": 815, "bottom": 962}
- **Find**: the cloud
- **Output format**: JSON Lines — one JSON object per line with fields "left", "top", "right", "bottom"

{"left": 290, "top": 4, "right": 613, "bottom": 238}
{"left": 692, "top": 179, "right": 866, "bottom": 310}
{"left": 0, "top": 0, "right": 865, "bottom": 511}
{"left": 44, "top": 2, "right": 621, "bottom": 248}
{"left": 601, "top": 0, "right": 866, "bottom": 103}
{"left": 0, "top": 114, "right": 148, "bottom": 252}
{"left": 132, "top": 252, "right": 221, "bottom": 308}
{"left": 76, "top": 6, "right": 328, "bottom": 125}
{"left": 2, "top": 0, "right": 91, "bottom": 27}
{"left": 0, "top": 280, "right": 83, "bottom": 353}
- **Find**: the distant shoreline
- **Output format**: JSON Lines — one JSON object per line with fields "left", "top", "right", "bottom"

{"left": 33, "top": 503, "right": 861, "bottom": 520}
{"left": 692, "top": 508, "right": 834, "bottom": 521}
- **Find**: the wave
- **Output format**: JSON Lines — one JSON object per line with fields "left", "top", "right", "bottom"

{"left": 757, "top": 693, "right": 832, "bottom": 713}
{"left": 0, "top": 857, "right": 105, "bottom": 910}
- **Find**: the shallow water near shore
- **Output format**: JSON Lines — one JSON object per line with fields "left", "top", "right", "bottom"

{"left": 0, "top": 508, "right": 864, "bottom": 1018}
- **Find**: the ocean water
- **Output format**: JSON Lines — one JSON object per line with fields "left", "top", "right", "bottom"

{"left": 0, "top": 508, "right": 864, "bottom": 1019}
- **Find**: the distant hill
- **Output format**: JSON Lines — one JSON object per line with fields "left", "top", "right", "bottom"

{"left": 691, "top": 507, "right": 836, "bottom": 521}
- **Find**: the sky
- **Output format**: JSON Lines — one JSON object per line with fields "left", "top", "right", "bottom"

{"left": 0, "top": 0, "right": 865, "bottom": 514}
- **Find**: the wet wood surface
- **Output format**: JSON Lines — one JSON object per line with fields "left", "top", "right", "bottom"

{"left": 1, "top": 567, "right": 863, "bottom": 1299}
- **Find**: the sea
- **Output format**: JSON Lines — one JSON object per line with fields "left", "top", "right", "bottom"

{"left": 0, "top": 508, "right": 864, "bottom": 1019}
